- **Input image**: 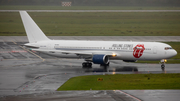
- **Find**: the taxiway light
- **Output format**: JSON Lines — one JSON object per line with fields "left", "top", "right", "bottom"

{"left": 97, "top": 78, "right": 103, "bottom": 81}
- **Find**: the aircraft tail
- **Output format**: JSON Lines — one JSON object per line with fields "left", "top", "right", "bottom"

{"left": 19, "top": 11, "right": 50, "bottom": 43}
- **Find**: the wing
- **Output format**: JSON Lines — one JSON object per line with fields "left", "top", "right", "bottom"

{"left": 31, "top": 49, "right": 117, "bottom": 58}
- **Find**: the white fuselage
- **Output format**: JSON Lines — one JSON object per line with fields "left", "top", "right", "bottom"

{"left": 28, "top": 40, "right": 177, "bottom": 61}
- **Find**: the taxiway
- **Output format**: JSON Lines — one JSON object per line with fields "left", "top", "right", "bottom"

{"left": 0, "top": 37, "right": 180, "bottom": 101}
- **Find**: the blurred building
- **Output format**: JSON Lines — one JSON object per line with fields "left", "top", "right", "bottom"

{"left": 62, "top": 2, "right": 72, "bottom": 7}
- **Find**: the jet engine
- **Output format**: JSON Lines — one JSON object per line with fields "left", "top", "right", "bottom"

{"left": 92, "top": 54, "right": 109, "bottom": 65}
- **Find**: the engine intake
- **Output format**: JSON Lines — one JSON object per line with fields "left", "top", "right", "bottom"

{"left": 92, "top": 54, "right": 109, "bottom": 65}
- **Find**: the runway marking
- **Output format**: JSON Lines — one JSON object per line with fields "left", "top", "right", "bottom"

{"left": 0, "top": 50, "right": 27, "bottom": 53}
{"left": 12, "top": 41, "right": 45, "bottom": 61}
{"left": 12, "top": 41, "right": 17, "bottom": 44}
{"left": 20, "top": 46, "right": 45, "bottom": 61}
{"left": 0, "top": 59, "right": 46, "bottom": 68}
{"left": 115, "top": 90, "right": 142, "bottom": 101}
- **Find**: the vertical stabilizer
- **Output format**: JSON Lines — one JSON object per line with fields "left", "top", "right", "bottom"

{"left": 20, "top": 11, "right": 50, "bottom": 43}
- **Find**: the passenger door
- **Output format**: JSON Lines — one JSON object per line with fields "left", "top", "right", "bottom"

{"left": 153, "top": 46, "right": 157, "bottom": 54}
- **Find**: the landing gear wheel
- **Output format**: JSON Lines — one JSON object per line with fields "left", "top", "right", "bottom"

{"left": 161, "top": 64, "right": 165, "bottom": 71}
{"left": 82, "top": 62, "right": 92, "bottom": 68}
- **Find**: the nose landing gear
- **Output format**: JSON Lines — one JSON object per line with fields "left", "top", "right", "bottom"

{"left": 160, "top": 59, "right": 167, "bottom": 71}
{"left": 161, "top": 64, "right": 165, "bottom": 71}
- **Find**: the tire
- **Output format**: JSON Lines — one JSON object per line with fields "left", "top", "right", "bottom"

{"left": 161, "top": 64, "right": 165, "bottom": 68}
{"left": 82, "top": 63, "right": 86, "bottom": 68}
{"left": 161, "top": 64, "right": 165, "bottom": 71}
{"left": 82, "top": 62, "right": 92, "bottom": 68}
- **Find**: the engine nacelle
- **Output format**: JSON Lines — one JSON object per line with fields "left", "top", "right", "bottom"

{"left": 123, "top": 60, "right": 137, "bottom": 62}
{"left": 92, "top": 54, "right": 109, "bottom": 65}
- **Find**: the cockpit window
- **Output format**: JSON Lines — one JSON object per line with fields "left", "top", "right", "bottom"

{"left": 165, "top": 47, "right": 173, "bottom": 50}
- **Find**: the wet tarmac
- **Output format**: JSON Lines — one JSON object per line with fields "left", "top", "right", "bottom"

{"left": 0, "top": 41, "right": 180, "bottom": 101}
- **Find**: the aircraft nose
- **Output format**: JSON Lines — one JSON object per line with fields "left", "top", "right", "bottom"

{"left": 173, "top": 49, "right": 177, "bottom": 57}
{"left": 165, "top": 49, "right": 177, "bottom": 58}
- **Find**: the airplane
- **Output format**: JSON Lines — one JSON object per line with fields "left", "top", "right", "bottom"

{"left": 19, "top": 11, "right": 177, "bottom": 71}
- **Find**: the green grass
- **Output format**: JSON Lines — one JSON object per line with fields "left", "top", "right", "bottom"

{"left": 57, "top": 73, "right": 180, "bottom": 90}
{"left": 138, "top": 42, "right": 180, "bottom": 64}
{"left": 0, "top": 12, "right": 180, "bottom": 36}
{"left": 1, "top": 6, "right": 180, "bottom": 10}
{"left": 137, "top": 59, "right": 180, "bottom": 64}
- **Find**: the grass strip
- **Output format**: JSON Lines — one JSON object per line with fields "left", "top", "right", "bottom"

{"left": 1, "top": 6, "right": 180, "bottom": 10}
{"left": 0, "top": 12, "right": 180, "bottom": 36}
{"left": 137, "top": 59, "right": 180, "bottom": 64}
{"left": 57, "top": 73, "right": 180, "bottom": 90}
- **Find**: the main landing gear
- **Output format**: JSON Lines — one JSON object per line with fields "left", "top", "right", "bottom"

{"left": 82, "top": 62, "right": 110, "bottom": 68}
{"left": 82, "top": 62, "right": 92, "bottom": 68}
{"left": 160, "top": 59, "right": 167, "bottom": 71}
